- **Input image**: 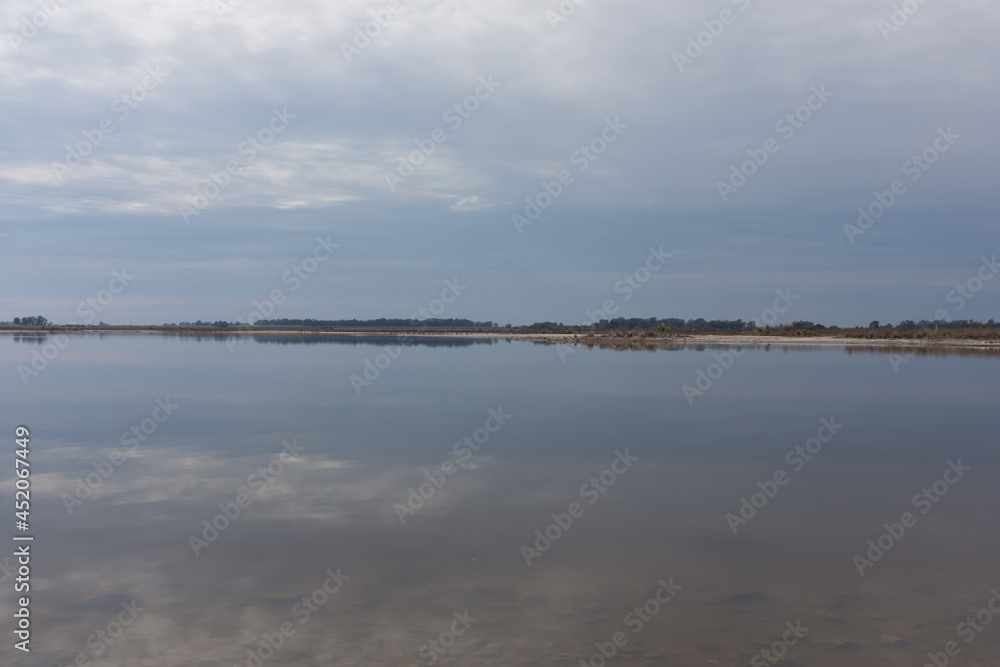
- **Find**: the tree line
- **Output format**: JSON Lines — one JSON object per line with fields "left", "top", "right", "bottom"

{"left": 6, "top": 316, "right": 999, "bottom": 330}
{"left": 11, "top": 316, "right": 49, "bottom": 326}
{"left": 255, "top": 318, "right": 498, "bottom": 329}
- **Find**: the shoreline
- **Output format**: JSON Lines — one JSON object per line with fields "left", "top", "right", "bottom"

{"left": 535, "top": 332, "right": 1000, "bottom": 349}
{"left": 3, "top": 327, "right": 1000, "bottom": 351}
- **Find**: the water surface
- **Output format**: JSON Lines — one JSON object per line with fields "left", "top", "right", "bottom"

{"left": 2, "top": 333, "right": 998, "bottom": 666}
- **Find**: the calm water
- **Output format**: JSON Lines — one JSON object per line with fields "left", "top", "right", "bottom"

{"left": 2, "top": 333, "right": 998, "bottom": 667}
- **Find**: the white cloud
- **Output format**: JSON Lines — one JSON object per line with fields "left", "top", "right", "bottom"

{"left": 450, "top": 195, "right": 491, "bottom": 212}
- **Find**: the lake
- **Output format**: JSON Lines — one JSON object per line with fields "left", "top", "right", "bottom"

{"left": 2, "top": 333, "right": 998, "bottom": 666}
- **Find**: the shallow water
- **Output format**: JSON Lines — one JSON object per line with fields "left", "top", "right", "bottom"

{"left": 2, "top": 333, "right": 998, "bottom": 666}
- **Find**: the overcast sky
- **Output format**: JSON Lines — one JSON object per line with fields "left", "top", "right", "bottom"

{"left": 1, "top": 0, "right": 997, "bottom": 326}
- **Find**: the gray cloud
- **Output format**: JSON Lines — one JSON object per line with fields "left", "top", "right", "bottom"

{"left": 1, "top": 0, "right": 998, "bottom": 325}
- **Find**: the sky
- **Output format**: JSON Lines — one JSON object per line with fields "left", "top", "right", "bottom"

{"left": 0, "top": 0, "right": 997, "bottom": 327}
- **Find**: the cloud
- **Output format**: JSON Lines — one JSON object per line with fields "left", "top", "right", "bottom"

{"left": 0, "top": 0, "right": 998, "bottom": 324}
{"left": 450, "top": 195, "right": 492, "bottom": 212}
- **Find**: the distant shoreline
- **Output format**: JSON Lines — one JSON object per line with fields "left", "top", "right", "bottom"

{"left": 3, "top": 326, "right": 1000, "bottom": 352}
{"left": 520, "top": 332, "right": 1000, "bottom": 350}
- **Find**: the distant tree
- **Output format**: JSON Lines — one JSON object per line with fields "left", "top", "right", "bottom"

{"left": 869, "top": 320, "right": 880, "bottom": 329}
{"left": 15, "top": 316, "right": 49, "bottom": 326}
